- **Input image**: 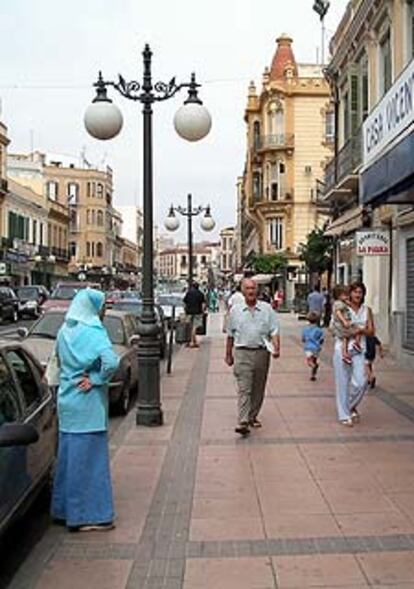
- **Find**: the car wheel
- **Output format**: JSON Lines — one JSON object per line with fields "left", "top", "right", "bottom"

{"left": 114, "top": 372, "right": 131, "bottom": 416}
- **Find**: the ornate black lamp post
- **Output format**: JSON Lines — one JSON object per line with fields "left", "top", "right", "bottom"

{"left": 164, "top": 194, "right": 215, "bottom": 286}
{"left": 84, "top": 45, "right": 212, "bottom": 426}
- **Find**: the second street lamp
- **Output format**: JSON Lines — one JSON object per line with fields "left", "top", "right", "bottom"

{"left": 164, "top": 193, "right": 215, "bottom": 286}
{"left": 84, "top": 45, "right": 212, "bottom": 427}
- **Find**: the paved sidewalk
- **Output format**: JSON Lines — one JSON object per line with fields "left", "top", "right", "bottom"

{"left": 8, "top": 313, "right": 414, "bottom": 589}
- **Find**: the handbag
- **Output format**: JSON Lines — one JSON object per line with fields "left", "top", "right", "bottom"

{"left": 44, "top": 345, "right": 60, "bottom": 387}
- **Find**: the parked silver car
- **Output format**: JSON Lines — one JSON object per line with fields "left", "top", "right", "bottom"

{"left": 18, "top": 309, "right": 139, "bottom": 415}
{"left": 0, "top": 340, "right": 57, "bottom": 538}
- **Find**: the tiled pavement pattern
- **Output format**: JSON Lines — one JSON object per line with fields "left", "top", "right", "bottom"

{"left": 7, "top": 313, "right": 414, "bottom": 588}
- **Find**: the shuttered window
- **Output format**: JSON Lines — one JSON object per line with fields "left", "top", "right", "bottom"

{"left": 406, "top": 238, "right": 414, "bottom": 350}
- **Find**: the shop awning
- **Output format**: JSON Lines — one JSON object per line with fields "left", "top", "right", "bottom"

{"left": 361, "top": 127, "right": 414, "bottom": 206}
{"left": 324, "top": 206, "right": 362, "bottom": 237}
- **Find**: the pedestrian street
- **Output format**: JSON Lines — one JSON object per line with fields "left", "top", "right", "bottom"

{"left": 7, "top": 312, "right": 414, "bottom": 589}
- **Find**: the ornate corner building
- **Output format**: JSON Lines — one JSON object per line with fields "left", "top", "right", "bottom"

{"left": 237, "top": 35, "right": 333, "bottom": 299}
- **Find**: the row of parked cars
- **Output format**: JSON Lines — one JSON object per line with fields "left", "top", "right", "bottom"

{"left": 0, "top": 283, "right": 188, "bottom": 541}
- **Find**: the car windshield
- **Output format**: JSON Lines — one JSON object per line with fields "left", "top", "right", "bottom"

{"left": 158, "top": 295, "right": 183, "bottom": 306}
{"left": 112, "top": 301, "right": 143, "bottom": 316}
{"left": 16, "top": 287, "right": 39, "bottom": 299}
{"left": 31, "top": 313, "right": 65, "bottom": 338}
{"left": 51, "top": 286, "right": 80, "bottom": 300}
{"left": 30, "top": 311, "right": 125, "bottom": 346}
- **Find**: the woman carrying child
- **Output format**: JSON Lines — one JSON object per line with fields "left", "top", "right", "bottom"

{"left": 332, "top": 282, "right": 375, "bottom": 427}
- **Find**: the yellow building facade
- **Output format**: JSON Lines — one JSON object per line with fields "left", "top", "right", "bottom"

{"left": 239, "top": 35, "right": 333, "bottom": 298}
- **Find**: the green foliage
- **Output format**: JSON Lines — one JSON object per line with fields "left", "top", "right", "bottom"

{"left": 299, "top": 228, "right": 333, "bottom": 275}
{"left": 251, "top": 253, "right": 288, "bottom": 274}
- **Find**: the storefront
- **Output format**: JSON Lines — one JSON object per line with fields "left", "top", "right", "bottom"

{"left": 360, "top": 58, "right": 414, "bottom": 366}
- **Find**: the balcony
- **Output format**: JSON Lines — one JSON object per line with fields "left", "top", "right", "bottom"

{"left": 324, "top": 127, "right": 362, "bottom": 197}
{"left": 253, "top": 134, "right": 295, "bottom": 153}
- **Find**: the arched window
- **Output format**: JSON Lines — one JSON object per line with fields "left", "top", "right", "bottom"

{"left": 91, "top": 242, "right": 95, "bottom": 257}
{"left": 96, "top": 183, "right": 104, "bottom": 198}
{"left": 97, "top": 210, "right": 104, "bottom": 227}
{"left": 253, "top": 121, "right": 261, "bottom": 149}
{"left": 86, "top": 209, "right": 91, "bottom": 224}
{"left": 252, "top": 172, "right": 262, "bottom": 202}
{"left": 96, "top": 242, "right": 103, "bottom": 257}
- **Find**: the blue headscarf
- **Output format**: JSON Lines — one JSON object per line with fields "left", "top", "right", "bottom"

{"left": 64, "top": 288, "right": 105, "bottom": 328}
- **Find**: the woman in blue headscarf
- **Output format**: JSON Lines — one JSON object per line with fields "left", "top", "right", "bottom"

{"left": 51, "top": 288, "right": 119, "bottom": 532}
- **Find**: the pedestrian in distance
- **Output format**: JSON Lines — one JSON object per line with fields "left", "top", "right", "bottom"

{"left": 51, "top": 288, "right": 119, "bottom": 532}
{"left": 307, "top": 284, "right": 325, "bottom": 325}
{"left": 365, "top": 334, "right": 384, "bottom": 389}
{"left": 331, "top": 285, "right": 363, "bottom": 365}
{"left": 183, "top": 281, "right": 206, "bottom": 348}
{"left": 225, "top": 278, "right": 280, "bottom": 437}
{"left": 332, "top": 282, "right": 375, "bottom": 427}
{"left": 302, "top": 311, "right": 324, "bottom": 381}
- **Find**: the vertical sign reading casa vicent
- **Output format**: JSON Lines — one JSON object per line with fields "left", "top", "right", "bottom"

{"left": 363, "top": 58, "right": 414, "bottom": 166}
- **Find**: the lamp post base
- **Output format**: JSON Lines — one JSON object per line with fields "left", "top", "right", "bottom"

{"left": 136, "top": 405, "right": 164, "bottom": 426}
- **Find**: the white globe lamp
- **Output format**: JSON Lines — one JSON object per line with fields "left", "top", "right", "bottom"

{"left": 174, "top": 103, "right": 212, "bottom": 142}
{"left": 174, "top": 73, "right": 212, "bottom": 142}
{"left": 164, "top": 208, "right": 180, "bottom": 232}
{"left": 200, "top": 208, "right": 215, "bottom": 232}
{"left": 84, "top": 73, "right": 123, "bottom": 141}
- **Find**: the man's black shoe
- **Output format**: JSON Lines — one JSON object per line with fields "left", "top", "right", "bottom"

{"left": 235, "top": 423, "right": 250, "bottom": 436}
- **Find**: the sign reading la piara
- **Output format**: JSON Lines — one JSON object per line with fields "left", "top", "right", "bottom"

{"left": 356, "top": 230, "right": 390, "bottom": 256}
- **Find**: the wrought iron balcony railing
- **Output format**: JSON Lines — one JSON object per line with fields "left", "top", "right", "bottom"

{"left": 253, "top": 134, "right": 295, "bottom": 152}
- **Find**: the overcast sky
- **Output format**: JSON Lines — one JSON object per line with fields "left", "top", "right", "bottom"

{"left": 0, "top": 0, "right": 348, "bottom": 242}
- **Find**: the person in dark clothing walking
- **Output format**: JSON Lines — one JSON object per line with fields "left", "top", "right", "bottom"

{"left": 183, "top": 282, "right": 206, "bottom": 348}
{"left": 365, "top": 335, "right": 384, "bottom": 388}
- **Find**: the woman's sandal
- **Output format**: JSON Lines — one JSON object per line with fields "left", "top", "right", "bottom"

{"left": 351, "top": 408, "right": 360, "bottom": 423}
{"left": 342, "top": 356, "right": 352, "bottom": 365}
{"left": 340, "top": 418, "right": 354, "bottom": 427}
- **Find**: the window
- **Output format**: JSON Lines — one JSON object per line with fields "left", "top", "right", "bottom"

{"left": 404, "top": 1, "right": 414, "bottom": 64}
{"left": 86, "top": 242, "right": 91, "bottom": 257}
{"left": 8, "top": 211, "right": 29, "bottom": 241}
{"left": 343, "top": 91, "right": 350, "bottom": 142}
{"left": 91, "top": 210, "right": 96, "bottom": 225}
{"left": 325, "top": 110, "right": 335, "bottom": 141}
{"left": 67, "top": 182, "right": 79, "bottom": 204}
{"left": 97, "top": 210, "right": 104, "bottom": 227}
{"left": 32, "top": 219, "right": 37, "bottom": 245}
{"left": 181, "top": 255, "right": 187, "bottom": 266}
{"left": 6, "top": 350, "right": 40, "bottom": 410}
{"left": 86, "top": 209, "right": 91, "bottom": 225}
{"left": 253, "top": 172, "right": 262, "bottom": 201}
{"left": 47, "top": 181, "right": 58, "bottom": 201}
{"left": 269, "top": 217, "right": 283, "bottom": 250}
{"left": 69, "top": 241, "right": 77, "bottom": 257}
{"left": 253, "top": 121, "right": 261, "bottom": 149}
{"left": 39, "top": 223, "right": 44, "bottom": 246}
{"left": 96, "top": 183, "right": 104, "bottom": 198}
{"left": 53, "top": 225, "right": 58, "bottom": 248}
{"left": 96, "top": 242, "right": 103, "bottom": 257}
{"left": 222, "top": 237, "right": 227, "bottom": 251}
{"left": 361, "top": 56, "right": 369, "bottom": 121}
{"left": 0, "top": 356, "right": 21, "bottom": 425}
{"left": 91, "top": 242, "right": 95, "bottom": 257}
{"left": 379, "top": 29, "right": 392, "bottom": 96}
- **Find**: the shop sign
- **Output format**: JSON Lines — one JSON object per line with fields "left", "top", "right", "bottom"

{"left": 363, "top": 57, "right": 414, "bottom": 166}
{"left": 356, "top": 230, "right": 390, "bottom": 256}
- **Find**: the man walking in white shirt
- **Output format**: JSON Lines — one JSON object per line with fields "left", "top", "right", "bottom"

{"left": 225, "top": 278, "right": 280, "bottom": 436}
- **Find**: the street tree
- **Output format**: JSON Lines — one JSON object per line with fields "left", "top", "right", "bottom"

{"left": 299, "top": 228, "right": 333, "bottom": 287}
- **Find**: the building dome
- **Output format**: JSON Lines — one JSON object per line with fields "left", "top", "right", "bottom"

{"left": 269, "top": 34, "right": 298, "bottom": 81}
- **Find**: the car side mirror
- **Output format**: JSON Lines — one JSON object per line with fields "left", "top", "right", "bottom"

{"left": 129, "top": 335, "right": 140, "bottom": 347}
{"left": 0, "top": 423, "right": 39, "bottom": 447}
{"left": 17, "top": 327, "right": 28, "bottom": 338}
